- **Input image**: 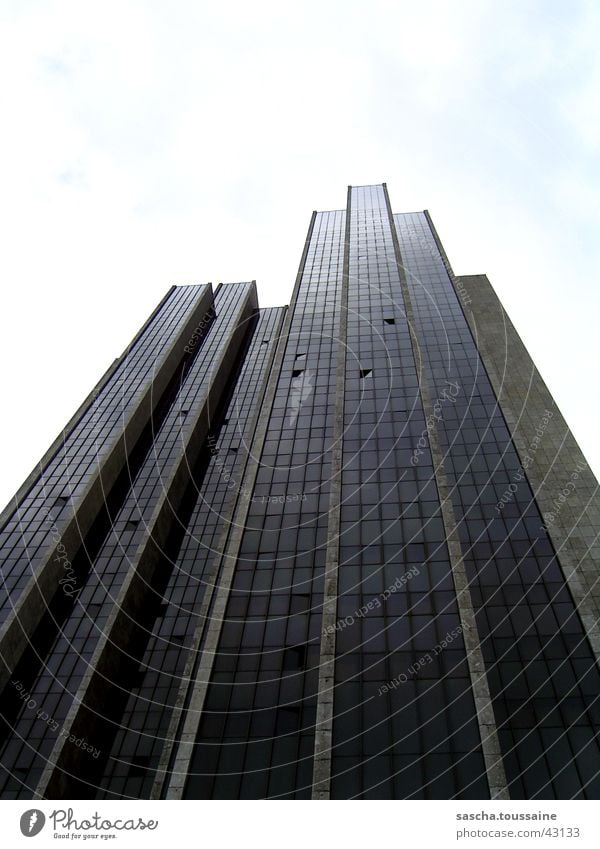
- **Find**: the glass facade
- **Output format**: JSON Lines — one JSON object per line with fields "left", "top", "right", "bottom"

{"left": 183, "top": 210, "right": 345, "bottom": 799}
{"left": 0, "top": 283, "right": 257, "bottom": 797}
{"left": 0, "top": 285, "right": 210, "bottom": 628}
{"left": 394, "top": 211, "right": 600, "bottom": 799}
{"left": 331, "top": 186, "right": 487, "bottom": 799}
{"left": 97, "top": 305, "right": 285, "bottom": 799}
{"left": 0, "top": 185, "right": 597, "bottom": 800}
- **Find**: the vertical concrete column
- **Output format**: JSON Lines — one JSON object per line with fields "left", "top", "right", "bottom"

{"left": 311, "top": 189, "right": 350, "bottom": 799}
{"left": 453, "top": 270, "right": 600, "bottom": 665}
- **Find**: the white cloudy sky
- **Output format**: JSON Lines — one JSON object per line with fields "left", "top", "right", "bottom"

{"left": 0, "top": 0, "right": 598, "bottom": 509}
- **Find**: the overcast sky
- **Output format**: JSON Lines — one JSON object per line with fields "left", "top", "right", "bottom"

{"left": 0, "top": 0, "right": 598, "bottom": 510}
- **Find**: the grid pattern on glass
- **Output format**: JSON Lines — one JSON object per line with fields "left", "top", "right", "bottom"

{"left": 0, "top": 285, "right": 209, "bottom": 627}
{"left": 182, "top": 211, "right": 346, "bottom": 799}
{"left": 0, "top": 284, "right": 254, "bottom": 798}
{"left": 96, "top": 307, "right": 285, "bottom": 799}
{"left": 394, "top": 211, "right": 600, "bottom": 799}
{"left": 331, "top": 185, "right": 488, "bottom": 799}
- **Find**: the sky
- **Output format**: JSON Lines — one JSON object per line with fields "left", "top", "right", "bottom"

{"left": 0, "top": 0, "right": 598, "bottom": 511}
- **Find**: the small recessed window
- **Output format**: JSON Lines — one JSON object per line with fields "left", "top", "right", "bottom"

{"left": 53, "top": 494, "right": 69, "bottom": 512}
{"left": 276, "top": 705, "right": 302, "bottom": 732}
{"left": 132, "top": 668, "right": 146, "bottom": 688}
{"left": 384, "top": 317, "right": 395, "bottom": 325}
{"left": 129, "top": 754, "right": 151, "bottom": 776}
{"left": 292, "top": 369, "right": 304, "bottom": 378}
{"left": 283, "top": 644, "right": 306, "bottom": 671}
{"left": 359, "top": 368, "right": 372, "bottom": 379}
{"left": 291, "top": 594, "right": 311, "bottom": 614}
{"left": 295, "top": 352, "right": 306, "bottom": 360}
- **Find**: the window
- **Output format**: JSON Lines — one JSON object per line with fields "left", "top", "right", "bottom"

{"left": 283, "top": 645, "right": 307, "bottom": 671}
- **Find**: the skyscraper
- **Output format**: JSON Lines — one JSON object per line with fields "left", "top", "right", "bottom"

{"left": 0, "top": 184, "right": 598, "bottom": 800}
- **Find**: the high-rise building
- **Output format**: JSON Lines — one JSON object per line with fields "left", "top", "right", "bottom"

{"left": 0, "top": 184, "right": 598, "bottom": 801}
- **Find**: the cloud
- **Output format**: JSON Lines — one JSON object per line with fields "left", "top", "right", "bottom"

{"left": 0, "top": 0, "right": 598, "bottom": 508}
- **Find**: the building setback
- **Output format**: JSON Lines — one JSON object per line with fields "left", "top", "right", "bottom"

{"left": 0, "top": 184, "right": 598, "bottom": 800}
